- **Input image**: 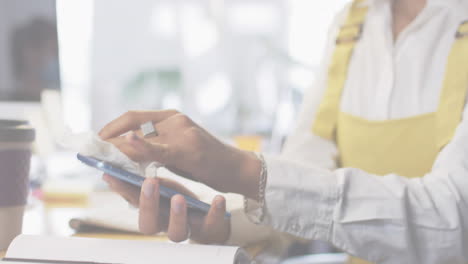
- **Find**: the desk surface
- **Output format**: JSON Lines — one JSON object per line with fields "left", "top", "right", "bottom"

{"left": 1, "top": 192, "right": 266, "bottom": 260}
{"left": 1, "top": 192, "right": 169, "bottom": 258}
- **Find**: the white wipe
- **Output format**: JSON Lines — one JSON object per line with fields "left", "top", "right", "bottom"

{"left": 58, "top": 129, "right": 161, "bottom": 178}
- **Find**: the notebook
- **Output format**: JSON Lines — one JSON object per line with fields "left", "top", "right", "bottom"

{"left": 2, "top": 235, "right": 250, "bottom": 264}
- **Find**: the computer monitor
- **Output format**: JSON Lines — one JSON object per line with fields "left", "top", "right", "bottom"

{"left": 0, "top": 0, "right": 61, "bottom": 102}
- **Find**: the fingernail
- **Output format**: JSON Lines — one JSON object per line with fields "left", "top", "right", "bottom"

{"left": 172, "top": 199, "right": 183, "bottom": 215}
{"left": 215, "top": 196, "right": 224, "bottom": 210}
{"left": 142, "top": 180, "right": 155, "bottom": 198}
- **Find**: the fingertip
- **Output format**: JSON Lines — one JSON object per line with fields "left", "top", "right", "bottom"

{"left": 98, "top": 128, "right": 110, "bottom": 140}
{"left": 139, "top": 178, "right": 161, "bottom": 235}
{"left": 140, "top": 181, "right": 159, "bottom": 202}
{"left": 214, "top": 195, "right": 226, "bottom": 211}
{"left": 151, "top": 178, "right": 160, "bottom": 196}
{"left": 102, "top": 174, "right": 110, "bottom": 182}
{"left": 143, "top": 177, "right": 159, "bottom": 186}
{"left": 168, "top": 194, "right": 189, "bottom": 242}
{"left": 103, "top": 174, "right": 118, "bottom": 187}
{"left": 142, "top": 178, "right": 159, "bottom": 199}
{"left": 172, "top": 194, "right": 186, "bottom": 202}
{"left": 197, "top": 195, "right": 229, "bottom": 244}
{"left": 171, "top": 195, "right": 186, "bottom": 215}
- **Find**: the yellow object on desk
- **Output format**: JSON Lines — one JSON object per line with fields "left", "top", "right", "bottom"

{"left": 73, "top": 232, "right": 169, "bottom": 241}
{"left": 234, "top": 135, "right": 263, "bottom": 152}
{"left": 40, "top": 179, "right": 93, "bottom": 204}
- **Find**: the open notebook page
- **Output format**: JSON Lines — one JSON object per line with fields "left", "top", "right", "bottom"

{"left": 0, "top": 260, "right": 55, "bottom": 264}
{"left": 5, "top": 235, "right": 250, "bottom": 264}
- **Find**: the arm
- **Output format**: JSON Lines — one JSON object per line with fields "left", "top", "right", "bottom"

{"left": 99, "top": 102, "right": 468, "bottom": 262}
{"left": 251, "top": 108, "right": 468, "bottom": 263}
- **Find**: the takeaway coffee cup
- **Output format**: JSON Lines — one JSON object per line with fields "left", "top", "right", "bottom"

{"left": 0, "top": 120, "right": 35, "bottom": 251}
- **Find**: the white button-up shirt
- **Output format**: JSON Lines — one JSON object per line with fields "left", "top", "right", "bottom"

{"left": 251, "top": 0, "right": 468, "bottom": 263}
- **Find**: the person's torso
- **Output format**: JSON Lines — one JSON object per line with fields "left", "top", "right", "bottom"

{"left": 342, "top": 0, "right": 468, "bottom": 120}
{"left": 310, "top": 0, "right": 468, "bottom": 178}
{"left": 311, "top": 1, "right": 468, "bottom": 262}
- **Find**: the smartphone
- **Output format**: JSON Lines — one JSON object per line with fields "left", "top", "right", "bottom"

{"left": 77, "top": 154, "right": 230, "bottom": 219}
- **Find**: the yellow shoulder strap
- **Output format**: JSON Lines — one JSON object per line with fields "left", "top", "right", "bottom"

{"left": 312, "top": 0, "right": 369, "bottom": 140}
{"left": 437, "top": 21, "right": 468, "bottom": 149}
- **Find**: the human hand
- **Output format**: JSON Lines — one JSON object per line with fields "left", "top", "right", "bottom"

{"left": 99, "top": 110, "right": 262, "bottom": 200}
{"left": 103, "top": 174, "right": 230, "bottom": 244}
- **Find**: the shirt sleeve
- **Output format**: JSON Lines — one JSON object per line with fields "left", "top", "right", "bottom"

{"left": 223, "top": 193, "right": 286, "bottom": 247}
{"left": 248, "top": 104, "right": 468, "bottom": 264}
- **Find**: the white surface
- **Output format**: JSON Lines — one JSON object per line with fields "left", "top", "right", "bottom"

{"left": 58, "top": 130, "right": 159, "bottom": 178}
{"left": 6, "top": 235, "right": 243, "bottom": 264}
{"left": 281, "top": 253, "right": 348, "bottom": 264}
{"left": 69, "top": 192, "right": 140, "bottom": 233}
{"left": 0, "top": 260, "right": 53, "bottom": 264}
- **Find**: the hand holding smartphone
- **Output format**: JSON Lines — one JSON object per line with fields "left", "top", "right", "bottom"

{"left": 77, "top": 154, "right": 231, "bottom": 219}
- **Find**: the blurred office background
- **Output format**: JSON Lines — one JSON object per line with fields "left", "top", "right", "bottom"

{"left": 0, "top": 0, "right": 348, "bottom": 152}
{"left": 59, "top": 0, "right": 347, "bottom": 152}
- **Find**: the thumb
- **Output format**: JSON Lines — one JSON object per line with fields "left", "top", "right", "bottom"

{"left": 126, "top": 132, "right": 172, "bottom": 165}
